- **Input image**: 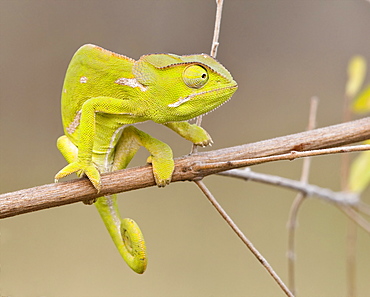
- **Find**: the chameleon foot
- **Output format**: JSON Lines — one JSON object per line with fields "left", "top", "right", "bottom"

{"left": 55, "top": 161, "right": 101, "bottom": 191}
{"left": 146, "top": 155, "right": 174, "bottom": 187}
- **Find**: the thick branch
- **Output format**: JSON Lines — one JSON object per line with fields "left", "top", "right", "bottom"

{"left": 0, "top": 117, "right": 369, "bottom": 219}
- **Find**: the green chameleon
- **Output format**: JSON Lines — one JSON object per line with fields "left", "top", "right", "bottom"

{"left": 55, "top": 44, "right": 237, "bottom": 273}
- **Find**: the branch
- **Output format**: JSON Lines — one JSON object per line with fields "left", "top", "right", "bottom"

{"left": 0, "top": 117, "right": 369, "bottom": 219}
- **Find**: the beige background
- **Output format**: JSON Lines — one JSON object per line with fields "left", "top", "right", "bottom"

{"left": 1, "top": 1, "right": 370, "bottom": 296}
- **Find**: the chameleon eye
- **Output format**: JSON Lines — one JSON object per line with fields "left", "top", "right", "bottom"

{"left": 182, "top": 65, "right": 209, "bottom": 89}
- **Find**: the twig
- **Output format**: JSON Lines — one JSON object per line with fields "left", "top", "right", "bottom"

{"left": 206, "top": 144, "right": 370, "bottom": 172}
{"left": 348, "top": 228, "right": 357, "bottom": 297}
{"left": 218, "top": 169, "right": 359, "bottom": 205}
{"left": 339, "top": 205, "right": 370, "bottom": 234}
{"left": 210, "top": 0, "right": 224, "bottom": 58}
{"left": 192, "top": 0, "right": 224, "bottom": 153}
{"left": 217, "top": 169, "right": 370, "bottom": 235}
{"left": 287, "top": 97, "right": 318, "bottom": 294}
{"left": 1, "top": 117, "right": 369, "bottom": 219}
{"left": 286, "top": 193, "right": 304, "bottom": 296}
{"left": 358, "top": 202, "right": 370, "bottom": 216}
{"left": 194, "top": 180, "right": 294, "bottom": 297}
{"left": 343, "top": 58, "right": 357, "bottom": 297}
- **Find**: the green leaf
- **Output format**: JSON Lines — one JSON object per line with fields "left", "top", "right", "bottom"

{"left": 349, "top": 141, "right": 370, "bottom": 193}
{"left": 345, "top": 56, "right": 366, "bottom": 98}
{"left": 352, "top": 84, "right": 370, "bottom": 113}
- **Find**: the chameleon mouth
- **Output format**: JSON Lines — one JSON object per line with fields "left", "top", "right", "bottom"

{"left": 167, "top": 85, "right": 238, "bottom": 108}
{"left": 197, "top": 85, "right": 238, "bottom": 118}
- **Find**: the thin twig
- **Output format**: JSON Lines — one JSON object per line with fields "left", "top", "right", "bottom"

{"left": 205, "top": 144, "right": 370, "bottom": 171}
{"left": 287, "top": 97, "right": 318, "bottom": 294}
{"left": 218, "top": 169, "right": 370, "bottom": 234}
{"left": 192, "top": 0, "right": 224, "bottom": 153}
{"left": 1, "top": 117, "right": 369, "bottom": 219}
{"left": 343, "top": 75, "right": 360, "bottom": 297}
{"left": 339, "top": 205, "right": 370, "bottom": 234}
{"left": 343, "top": 58, "right": 357, "bottom": 297}
{"left": 210, "top": 0, "right": 224, "bottom": 58}
{"left": 194, "top": 180, "right": 294, "bottom": 297}
{"left": 347, "top": 212, "right": 357, "bottom": 297}
{"left": 358, "top": 202, "right": 370, "bottom": 216}
{"left": 286, "top": 193, "right": 304, "bottom": 295}
{"left": 218, "top": 169, "right": 359, "bottom": 205}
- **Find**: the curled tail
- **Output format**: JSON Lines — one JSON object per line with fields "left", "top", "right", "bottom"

{"left": 94, "top": 194, "right": 147, "bottom": 274}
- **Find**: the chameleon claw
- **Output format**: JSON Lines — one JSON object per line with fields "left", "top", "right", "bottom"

{"left": 195, "top": 139, "right": 212, "bottom": 147}
{"left": 193, "top": 135, "right": 213, "bottom": 147}
{"left": 153, "top": 170, "right": 172, "bottom": 187}
{"left": 55, "top": 163, "right": 79, "bottom": 181}
{"left": 85, "top": 169, "right": 102, "bottom": 192}
{"left": 155, "top": 177, "right": 171, "bottom": 187}
{"left": 151, "top": 159, "right": 174, "bottom": 187}
{"left": 55, "top": 161, "right": 102, "bottom": 192}
{"left": 146, "top": 155, "right": 153, "bottom": 164}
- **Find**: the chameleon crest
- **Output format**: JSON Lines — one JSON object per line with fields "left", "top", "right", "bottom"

{"left": 55, "top": 44, "right": 237, "bottom": 273}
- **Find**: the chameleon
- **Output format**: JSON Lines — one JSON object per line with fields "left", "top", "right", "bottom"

{"left": 54, "top": 44, "right": 237, "bottom": 273}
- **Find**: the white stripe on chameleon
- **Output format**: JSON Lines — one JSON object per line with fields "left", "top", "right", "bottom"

{"left": 105, "top": 195, "right": 121, "bottom": 230}
{"left": 104, "top": 125, "right": 126, "bottom": 172}
{"left": 66, "top": 110, "right": 82, "bottom": 134}
{"left": 80, "top": 76, "right": 88, "bottom": 83}
{"left": 168, "top": 96, "right": 191, "bottom": 107}
{"left": 115, "top": 78, "right": 147, "bottom": 92}
{"left": 168, "top": 90, "right": 209, "bottom": 107}
{"left": 168, "top": 87, "right": 233, "bottom": 108}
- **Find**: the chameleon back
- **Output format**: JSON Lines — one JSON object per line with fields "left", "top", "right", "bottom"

{"left": 61, "top": 44, "right": 137, "bottom": 139}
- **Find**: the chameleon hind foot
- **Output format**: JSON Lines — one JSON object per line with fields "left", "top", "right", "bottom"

{"left": 146, "top": 155, "right": 174, "bottom": 187}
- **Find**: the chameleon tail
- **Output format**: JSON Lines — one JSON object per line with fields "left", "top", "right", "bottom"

{"left": 94, "top": 194, "right": 147, "bottom": 274}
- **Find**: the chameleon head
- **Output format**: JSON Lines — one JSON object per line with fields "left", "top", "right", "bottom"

{"left": 133, "top": 53, "right": 238, "bottom": 123}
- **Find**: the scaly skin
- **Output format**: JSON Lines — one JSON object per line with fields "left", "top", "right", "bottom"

{"left": 55, "top": 44, "right": 237, "bottom": 273}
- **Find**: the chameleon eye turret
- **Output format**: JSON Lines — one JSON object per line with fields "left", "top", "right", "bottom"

{"left": 182, "top": 64, "right": 209, "bottom": 89}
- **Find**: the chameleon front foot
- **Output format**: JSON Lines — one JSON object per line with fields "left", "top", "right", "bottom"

{"left": 188, "top": 124, "right": 213, "bottom": 147}
{"left": 164, "top": 122, "right": 213, "bottom": 147}
{"left": 55, "top": 161, "right": 102, "bottom": 191}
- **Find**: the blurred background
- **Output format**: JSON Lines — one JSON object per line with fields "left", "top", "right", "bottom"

{"left": 1, "top": 1, "right": 370, "bottom": 296}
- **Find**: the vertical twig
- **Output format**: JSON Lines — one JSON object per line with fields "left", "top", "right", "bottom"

{"left": 287, "top": 97, "right": 319, "bottom": 294}
{"left": 346, "top": 213, "right": 357, "bottom": 297}
{"left": 341, "top": 93, "right": 352, "bottom": 191}
{"left": 194, "top": 180, "right": 294, "bottom": 297}
{"left": 192, "top": 0, "right": 224, "bottom": 154}
{"left": 210, "top": 0, "right": 224, "bottom": 58}
{"left": 343, "top": 81, "right": 356, "bottom": 297}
